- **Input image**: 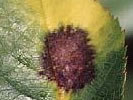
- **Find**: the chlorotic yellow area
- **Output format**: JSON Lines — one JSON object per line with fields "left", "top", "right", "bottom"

{"left": 25, "top": 0, "right": 43, "bottom": 13}
{"left": 25, "top": 0, "right": 114, "bottom": 53}
{"left": 56, "top": 88, "right": 71, "bottom": 100}
{"left": 24, "top": 0, "right": 110, "bottom": 32}
{"left": 42, "top": 0, "right": 109, "bottom": 32}
{"left": 24, "top": 0, "right": 47, "bottom": 30}
{"left": 47, "top": 0, "right": 115, "bottom": 53}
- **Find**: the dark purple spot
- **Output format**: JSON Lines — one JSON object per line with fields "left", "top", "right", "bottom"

{"left": 40, "top": 25, "right": 95, "bottom": 92}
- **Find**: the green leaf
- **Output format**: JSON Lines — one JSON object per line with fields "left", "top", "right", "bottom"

{"left": 0, "top": 0, "right": 56, "bottom": 100}
{"left": 0, "top": 0, "right": 126, "bottom": 100}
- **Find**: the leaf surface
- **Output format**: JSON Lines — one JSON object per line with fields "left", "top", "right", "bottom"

{"left": 0, "top": 0, "right": 126, "bottom": 100}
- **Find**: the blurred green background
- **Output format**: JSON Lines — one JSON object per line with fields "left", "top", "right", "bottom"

{"left": 100, "top": 0, "right": 133, "bottom": 100}
{"left": 101, "top": 0, "right": 133, "bottom": 35}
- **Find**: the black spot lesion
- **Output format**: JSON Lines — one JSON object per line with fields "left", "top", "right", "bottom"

{"left": 39, "top": 25, "right": 95, "bottom": 92}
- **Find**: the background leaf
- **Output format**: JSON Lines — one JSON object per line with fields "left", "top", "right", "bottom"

{"left": 0, "top": 0, "right": 56, "bottom": 100}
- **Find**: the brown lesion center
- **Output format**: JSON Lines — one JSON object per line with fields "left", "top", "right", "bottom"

{"left": 40, "top": 25, "right": 95, "bottom": 92}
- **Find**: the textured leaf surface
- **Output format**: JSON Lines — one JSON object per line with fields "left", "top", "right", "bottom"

{"left": 0, "top": 0, "right": 126, "bottom": 100}
{"left": 0, "top": 0, "right": 56, "bottom": 100}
